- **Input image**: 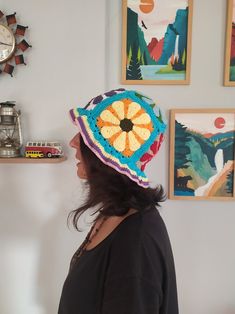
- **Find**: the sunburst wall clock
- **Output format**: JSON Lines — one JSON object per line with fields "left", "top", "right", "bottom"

{"left": 0, "top": 10, "right": 31, "bottom": 77}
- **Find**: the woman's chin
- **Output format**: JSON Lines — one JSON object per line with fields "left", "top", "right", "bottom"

{"left": 76, "top": 167, "right": 87, "bottom": 180}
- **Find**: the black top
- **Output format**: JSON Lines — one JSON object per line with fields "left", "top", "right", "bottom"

{"left": 58, "top": 208, "right": 178, "bottom": 314}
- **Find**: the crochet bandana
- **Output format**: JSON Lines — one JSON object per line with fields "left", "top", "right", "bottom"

{"left": 70, "top": 89, "right": 166, "bottom": 188}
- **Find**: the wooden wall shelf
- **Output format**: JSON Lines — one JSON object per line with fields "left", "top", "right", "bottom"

{"left": 0, "top": 156, "right": 67, "bottom": 163}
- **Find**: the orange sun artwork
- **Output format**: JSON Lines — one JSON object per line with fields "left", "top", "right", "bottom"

{"left": 139, "top": 0, "right": 155, "bottom": 14}
{"left": 214, "top": 117, "right": 226, "bottom": 129}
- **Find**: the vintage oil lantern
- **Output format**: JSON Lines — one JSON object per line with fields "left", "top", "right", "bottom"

{"left": 0, "top": 101, "right": 23, "bottom": 157}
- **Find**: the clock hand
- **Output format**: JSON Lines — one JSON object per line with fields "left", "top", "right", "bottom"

{"left": 0, "top": 41, "right": 12, "bottom": 46}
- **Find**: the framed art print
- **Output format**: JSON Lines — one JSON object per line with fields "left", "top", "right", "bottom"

{"left": 122, "top": 0, "right": 193, "bottom": 85}
{"left": 169, "top": 109, "right": 235, "bottom": 200}
{"left": 224, "top": 0, "right": 235, "bottom": 86}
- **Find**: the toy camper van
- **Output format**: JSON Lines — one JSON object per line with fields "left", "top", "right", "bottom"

{"left": 25, "top": 141, "right": 63, "bottom": 158}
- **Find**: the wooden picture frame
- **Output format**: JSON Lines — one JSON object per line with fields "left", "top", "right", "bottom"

{"left": 169, "top": 109, "right": 235, "bottom": 200}
{"left": 224, "top": 0, "right": 235, "bottom": 86}
{"left": 122, "top": 0, "right": 193, "bottom": 85}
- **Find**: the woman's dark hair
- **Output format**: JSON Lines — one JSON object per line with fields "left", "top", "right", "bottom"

{"left": 69, "top": 136, "right": 166, "bottom": 230}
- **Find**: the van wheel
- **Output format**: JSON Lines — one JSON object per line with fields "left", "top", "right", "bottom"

{"left": 47, "top": 152, "right": 52, "bottom": 158}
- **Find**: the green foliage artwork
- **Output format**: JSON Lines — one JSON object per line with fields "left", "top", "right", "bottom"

{"left": 126, "top": 42, "right": 142, "bottom": 80}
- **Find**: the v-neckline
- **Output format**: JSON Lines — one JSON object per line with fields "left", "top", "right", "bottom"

{"left": 84, "top": 210, "right": 141, "bottom": 253}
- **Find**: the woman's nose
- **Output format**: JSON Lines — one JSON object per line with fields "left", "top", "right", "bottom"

{"left": 70, "top": 134, "right": 80, "bottom": 148}
{"left": 69, "top": 139, "right": 75, "bottom": 148}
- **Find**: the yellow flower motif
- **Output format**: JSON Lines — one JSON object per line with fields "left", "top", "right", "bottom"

{"left": 97, "top": 99, "right": 154, "bottom": 157}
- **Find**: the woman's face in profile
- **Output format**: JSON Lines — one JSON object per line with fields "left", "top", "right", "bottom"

{"left": 70, "top": 133, "right": 88, "bottom": 179}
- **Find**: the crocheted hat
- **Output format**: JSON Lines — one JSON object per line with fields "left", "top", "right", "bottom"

{"left": 69, "top": 88, "right": 166, "bottom": 188}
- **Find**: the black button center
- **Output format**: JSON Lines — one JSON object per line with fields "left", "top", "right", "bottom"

{"left": 120, "top": 118, "right": 133, "bottom": 132}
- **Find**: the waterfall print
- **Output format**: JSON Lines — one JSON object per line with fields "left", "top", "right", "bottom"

{"left": 170, "top": 109, "right": 235, "bottom": 200}
{"left": 224, "top": 0, "right": 235, "bottom": 86}
{"left": 122, "top": 0, "right": 193, "bottom": 84}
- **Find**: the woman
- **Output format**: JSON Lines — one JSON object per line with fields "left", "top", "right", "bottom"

{"left": 58, "top": 88, "right": 178, "bottom": 314}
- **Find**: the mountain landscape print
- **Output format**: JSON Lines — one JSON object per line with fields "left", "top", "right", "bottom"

{"left": 170, "top": 110, "right": 235, "bottom": 200}
{"left": 122, "top": 0, "right": 193, "bottom": 84}
{"left": 229, "top": 0, "right": 235, "bottom": 81}
{"left": 225, "top": 0, "right": 235, "bottom": 85}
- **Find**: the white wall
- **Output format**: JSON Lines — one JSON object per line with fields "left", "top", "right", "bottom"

{"left": 0, "top": 1, "right": 234, "bottom": 314}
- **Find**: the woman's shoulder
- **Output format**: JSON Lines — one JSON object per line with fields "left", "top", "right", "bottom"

{"left": 111, "top": 207, "right": 171, "bottom": 254}
{"left": 115, "top": 207, "right": 167, "bottom": 235}
{"left": 106, "top": 208, "right": 174, "bottom": 282}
